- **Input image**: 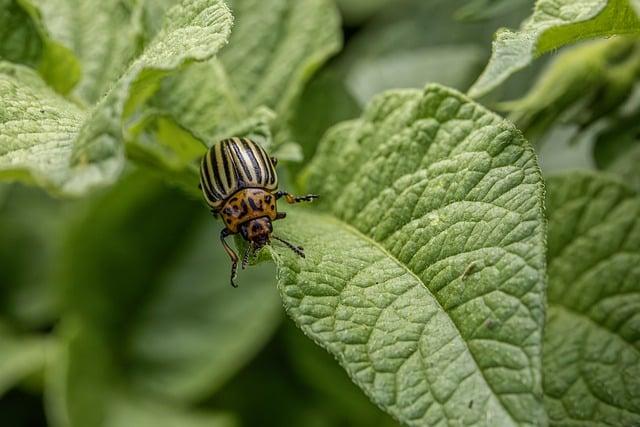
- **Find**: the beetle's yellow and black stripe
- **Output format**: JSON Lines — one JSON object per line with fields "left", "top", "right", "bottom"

{"left": 200, "top": 138, "right": 278, "bottom": 210}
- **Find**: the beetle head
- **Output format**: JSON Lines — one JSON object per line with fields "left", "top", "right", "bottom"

{"left": 240, "top": 217, "right": 273, "bottom": 248}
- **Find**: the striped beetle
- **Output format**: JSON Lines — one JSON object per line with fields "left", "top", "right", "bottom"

{"left": 199, "top": 137, "right": 317, "bottom": 287}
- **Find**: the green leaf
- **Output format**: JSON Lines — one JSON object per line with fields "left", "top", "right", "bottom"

{"left": 105, "top": 395, "right": 237, "bottom": 427}
{"left": 503, "top": 37, "right": 640, "bottom": 139}
{"left": 345, "top": 45, "right": 486, "bottom": 106}
{"left": 469, "top": 0, "right": 640, "bottom": 98}
{"left": 46, "top": 325, "right": 237, "bottom": 427}
{"left": 593, "top": 114, "right": 640, "bottom": 192}
{"left": 287, "top": 71, "right": 361, "bottom": 175}
{"left": 152, "top": 0, "right": 341, "bottom": 142}
{"left": 0, "top": 325, "right": 51, "bottom": 396}
{"left": 544, "top": 172, "right": 640, "bottom": 425}
{"left": 51, "top": 170, "right": 280, "bottom": 425}
{"left": 269, "top": 84, "right": 547, "bottom": 426}
{"left": 335, "top": 0, "right": 533, "bottom": 106}
{"left": 0, "top": 0, "right": 81, "bottom": 94}
{"left": 334, "top": 0, "right": 391, "bottom": 25}
{"left": 125, "top": 224, "right": 281, "bottom": 402}
{"left": 0, "top": 184, "right": 71, "bottom": 328}
{"left": 0, "top": 0, "right": 233, "bottom": 196}
{"left": 284, "top": 323, "right": 398, "bottom": 427}
{"left": 31, "top": 0, "right": 145, "bottom": 104}
{"left": 454, "top": 0, "right": 531, "bottom": 22}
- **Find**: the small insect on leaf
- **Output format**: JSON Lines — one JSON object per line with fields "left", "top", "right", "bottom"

{"left": 198, "top": 137, "right": 318, "bottom": 287}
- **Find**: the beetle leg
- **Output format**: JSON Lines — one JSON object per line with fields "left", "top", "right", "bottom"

{"left": 270, "top": 156, "right": 278, "bottom": 166}
{"left": 242, "top": 244, "right": 253, "bottom": 270}
{"left": 273, "top": 236, "right": 305, "bottom": 258}
{"left": 274, "top": 191, "right": 319, "bottom": 204}
{"left": 220, "top": 228, "right": 239, "bottom": 288}
{"left": 275, "top": 212, "right": 287, "bottom": 220}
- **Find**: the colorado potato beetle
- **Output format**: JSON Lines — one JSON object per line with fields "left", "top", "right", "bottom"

{"left": 199, "top": 137, "right": 317, "bottom": 287}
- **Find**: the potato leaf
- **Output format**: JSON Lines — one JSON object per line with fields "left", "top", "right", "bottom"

{"left": 469, "top": 0, "right": 640, "bottom": 98}
{"left": 0, "top": 0, "right": 233, "bottom": 196}
{"left": 269, "top": 84, "right": 547, "bottom": 426}
{"left": 0, "top": 0, "right": 81, "bottom": 93}
{"left": 544, "top": 172, "right": 640, "bottom": 425}
{"left": 151, "top": 0, "right": 341, "bottom": 142}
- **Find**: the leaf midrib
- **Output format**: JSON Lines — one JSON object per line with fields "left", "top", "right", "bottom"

{"left": 312, "top": 210, "right": 521, "bottom": 425}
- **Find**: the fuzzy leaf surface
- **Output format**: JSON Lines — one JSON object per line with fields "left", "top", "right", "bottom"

{"left": 0, "top": 0, "right": 232, "bottom": 196}
{"left": 270, "top": 85, "right": 547, "bottom": 426}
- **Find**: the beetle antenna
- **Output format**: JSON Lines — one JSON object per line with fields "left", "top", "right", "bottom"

{"left": 273, "top": 236, "right": 305, "bottom": 258}
{"left": 242, "top": 245, "right": 253, "bottom": 270}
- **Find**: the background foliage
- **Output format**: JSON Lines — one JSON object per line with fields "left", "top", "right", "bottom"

{"left": 1, "top": 0, "right": 639, "bottom": 426}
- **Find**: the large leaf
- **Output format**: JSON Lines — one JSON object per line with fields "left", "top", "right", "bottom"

{"left": 268, "top": 85, "right": 547, "bottom": 426}
{"left": 31, "top": 0, "right": 145, "bottom": 104}
{"left": 469, "top": 0, "right": 640, "bottom": 98}
{"left": 0, "top": 0, "right": 81, "bottom": 93}
{"left": 152, "top": 0, "right": 341, "bottom": 142}
{"left": 0, "top": 0, "right": 233, "bottom": 196}
{"left": 544, "top": 172, "right": 640, "bottom": 425}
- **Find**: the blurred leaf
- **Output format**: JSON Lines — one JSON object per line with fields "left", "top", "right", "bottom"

{"left": 141, "top": 0, "right": 181, "bottom": 38}
{"left": 50, "top": 170, "right": 280, "bottom": 427}
{"left": 270, "top": 85, "right": 547, "bottom": 425}
{"left": 126, "top": 223, "right": 281, "bottom": 402}
{"left": 288, "top": 71, "right": 361, "bottom": 176}
{"left": 0, "top": 185, "right": 72, "bottom": 328}
{"left": 334, "top": 0, "right": 393, "bottom": 25}
{"left": 336, "top": 0, "right": 533, "bottom": 106}
{"left": 544, "top": 172, "right": 640, "bottom": 425}
{"left": 152, "top": 0, "right": 341, "bottom": 143}
{"left": 593, "top": 114, "right": 640, "bottom": 192}
{"left": 469, "top": 0, "right": 640, "bottom": 97}
{"left": 0, "top": 325, "right": 51, "bottom": 396}
{"left": 0, "top": 0, "right": 233, "bottom": 196}
{"left": 454, "top": 0, "right": 531, "bottom": 22}
{"left": 504, "top": 37, "right": 640, "bottom": 139}
{"left": 0, "top": 0, "right": 81, "bottom": 93}
{"left": 47, "top": 324, "right": 237, "bottom": 427}
{"left": 536, "top": 126, "right": 597, "bottom": 174}
{"left": 32, "top": 0, "right": 145, "bottom": 104}
{"left": 106, "top": 394, "right": 237, "bottom": 427}
{"left": 345, "top": 45, "right": 486, "bottom": 105}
